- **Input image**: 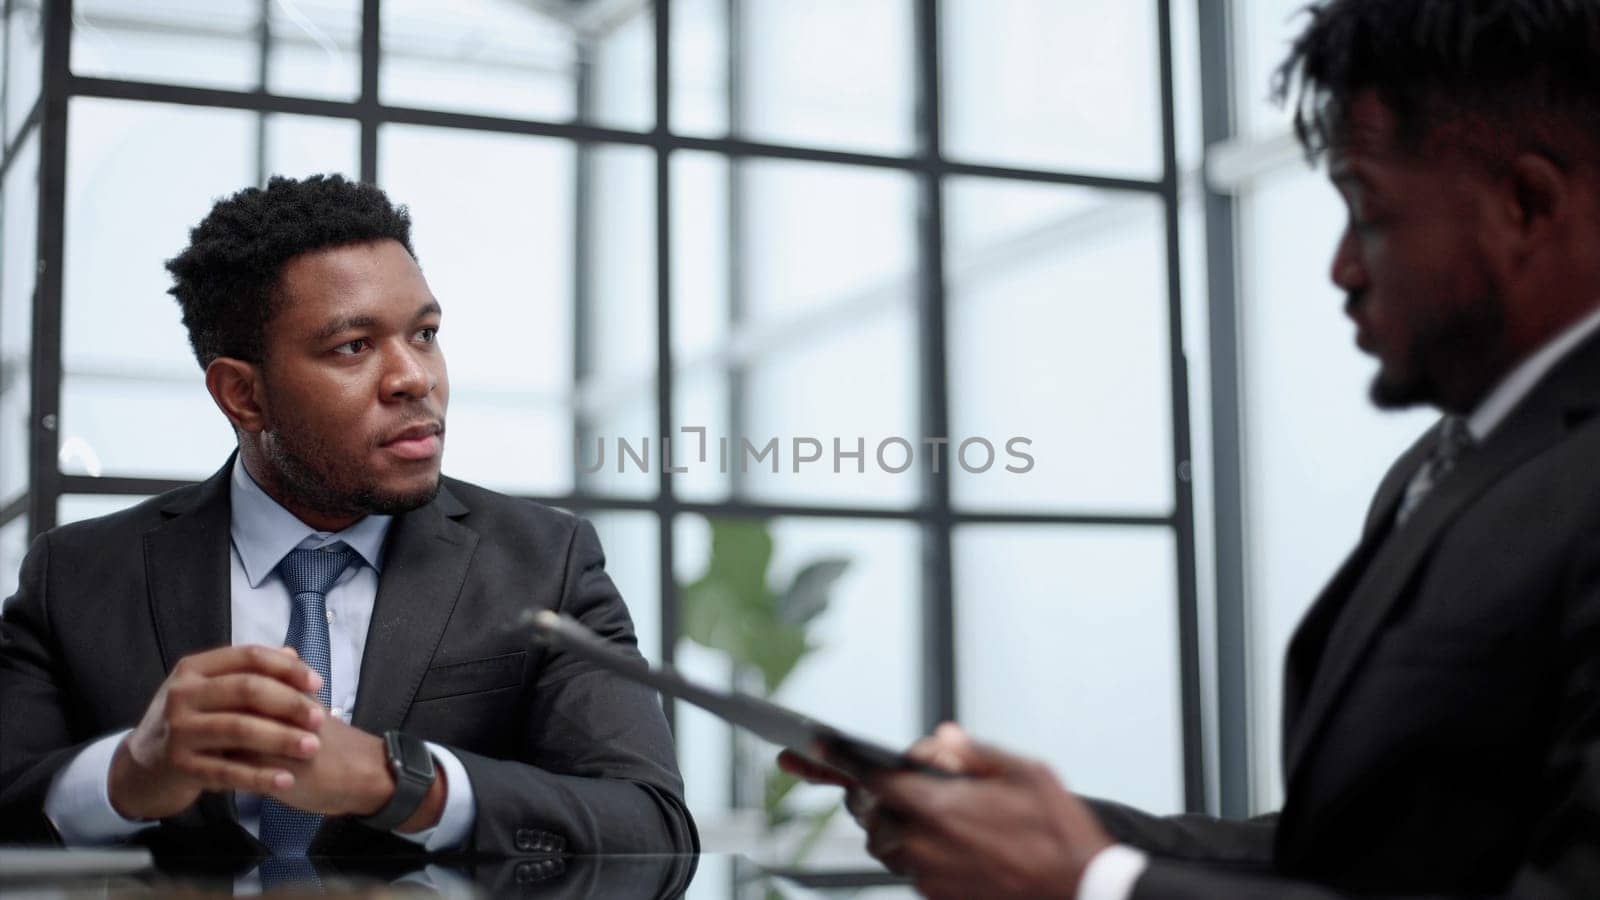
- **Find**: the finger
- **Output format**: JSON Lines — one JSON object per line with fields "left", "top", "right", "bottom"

{"left": 173, "top": 645, "right": 322, "bottom": 695}
{"left": 229, "top": 751, "right": 307, "bottom": 772}
{"left": 178, "top": 713, "right": 321, "bottom": 759}
{"left": 915, "top": 870, "right": 984, "bottom": 900}
{"left": 174, "top": 749, "right": 295, "bottom": 794}
{"left": 931, "top": 733, "right": 1032, "bottom": 779}
{"left": 905, "top": 723, "right": 985, "bottom": 776}
{"left": 865, "top": 816, "right": 907, "bottom": 872}
{"left": 844, "top": 787, "right": 881, "bottom": 828}
{"left": 865, "top": 770, "right": 942, "bottom": 814}
{"left": 189, "top": 673, "right": 326, "bottom": 729}
{"left": 896, "top": 832, "right": 960, "bottom": 894}
{"left": 777, "top": 749, "right": 857, "bottom": 788}
{"left": 905, "top": 720, "right": 970, "bottom": 762}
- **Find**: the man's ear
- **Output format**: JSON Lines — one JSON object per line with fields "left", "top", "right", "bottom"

{"left": 1502, "top": 152, "right": 1570, "bottom": 250}
{"left": 205, "top": 357, "right": 267, "bottom": 434}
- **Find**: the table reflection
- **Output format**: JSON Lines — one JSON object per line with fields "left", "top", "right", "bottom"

{"left": 0, "top": 851, "right": 917, "bottom": 899}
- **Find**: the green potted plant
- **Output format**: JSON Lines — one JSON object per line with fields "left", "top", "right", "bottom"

{"left": 680, "top": 517, "right": 851, "bottom": 864}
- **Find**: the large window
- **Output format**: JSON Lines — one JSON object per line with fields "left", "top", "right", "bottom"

{"left": 1, "top": 0, "right": 1208, "bottom": 842}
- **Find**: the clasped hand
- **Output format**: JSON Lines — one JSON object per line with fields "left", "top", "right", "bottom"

{"left": 109, "top": 644, "right": 390, "bottom": 822}
{"left": 778, "top": 723, "right": 1114, "bottom": 900}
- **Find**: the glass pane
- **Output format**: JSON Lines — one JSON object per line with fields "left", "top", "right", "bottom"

{"left": 1239, "top": 165, "right": 1432, "bottom": 809}
{"left": 672, "top": 156, "right": 919, "bottom": 508}
{"left": 737, "top": 0, "right": 913, "bottom": 154}
{"left": 58, "top": 492, "right": 150, "bottom": 525}
{"left": 1238, "top": 0, "right": 1308, "bottom": 139}
{"left": 0, "top": 374, "right": 26, "bottom": 507}
{"left": 588, "top": 3, "right": 654, "bottom": 131}
{"left": 955, "top": 524, "right": 1184, "bottom": 814}
{"left": 945, "top": 178, "right": 1173, "bottom": 514}
{"left": 74, "top": 1, "right": 255, "bottom": 90}
{"left": 0, "top": 513, "right": 26, "bottom": 605}
{"left": 379, "top": 124, "right": 574, "bottom": 496}
{"left": 73, "top": 0, "right": 361, "bottom": 100}
{"left": 266, "top": 0, "right": 361, "bottom": 100}
{"left": 585, "top": 510, "right": 660, "bottom": 667}
{"left": 674, "top": 514, "right": 920, "bottom": 841}
{"left": 669, "top": 0, "right": 726, "bottom": 136}
{"left": 576, "top": 145, "right": 657, "bottom": 500}
{"left": 0, "top": 132, "right": 37, "bottom": 508}
{"left": 7, "top": 0, "right": 41, "bottom": 138}
{"left": 667, "top": 151, "right": 728, "bottom": 503}
{"left": 61, "top": 99, "right": 358, "bottom": 480}
{"left": 382, "top": 0, "right": 653, "bottom": 131}
{"left": 262, "top": 113, "right": 360, "bottom": 182}
{"left": 942, "top": 0, "right": 1162, "bottom": 177}
{"left": 62, "top": 98, "right": 254, "bottom": 480}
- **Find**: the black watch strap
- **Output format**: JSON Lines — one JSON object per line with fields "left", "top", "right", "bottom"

{"left": 356, "top": 730, "right": 436, "bottom": 832}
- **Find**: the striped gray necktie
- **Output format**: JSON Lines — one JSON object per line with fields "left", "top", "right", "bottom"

{"left": 1396, "top": 416, "right": 1475, "bottom": 526}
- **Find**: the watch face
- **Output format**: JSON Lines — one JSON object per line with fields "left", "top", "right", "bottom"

{"left": 395, "top": 733, "right": 435, "bottom": 781}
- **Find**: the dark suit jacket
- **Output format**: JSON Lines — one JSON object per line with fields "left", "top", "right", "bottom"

{"left": 1091, "top": 332, "right": 1600, "bottom": 898}
{"left": 0, "top": 461, "right": 697, "bottom": 859}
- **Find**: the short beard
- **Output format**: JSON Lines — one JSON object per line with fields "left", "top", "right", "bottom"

{"left": 261, "top": 421, "right": 440, "bottom": 521}
{"left": 1369, "top": 288, "right": 1507, "bottom": 413}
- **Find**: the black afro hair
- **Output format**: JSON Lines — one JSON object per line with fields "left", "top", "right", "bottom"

{"left": 165, "top": 173, "right": 416, "bottom": 369}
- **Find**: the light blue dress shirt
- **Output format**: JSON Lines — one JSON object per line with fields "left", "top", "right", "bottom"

{"left": 43, "top": 457, "right": 476, "bottom": 852}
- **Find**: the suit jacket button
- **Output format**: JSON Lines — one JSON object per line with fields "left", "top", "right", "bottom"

{"left": 514, "top": 828, "right": 537, "bottom": 851}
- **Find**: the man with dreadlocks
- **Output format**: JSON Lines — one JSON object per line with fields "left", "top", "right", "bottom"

{"left": 781, "top": 1, "right": 1600, "bottom": 897}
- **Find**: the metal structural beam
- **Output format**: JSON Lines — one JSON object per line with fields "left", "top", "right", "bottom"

{"left": 1156, "top": 0, "right": 1207, "bottom": 814}
{"left": 652, "top": 0, "right": 679, "bottom": 730}
{"left": 912, "top": 0, "right": 957, "bottom": 733}
{"left": 26, "top": 0, "right": 71, "bottom": 537}
{"left": 1198, "top": 0, "right": 1252, "bottom": 819}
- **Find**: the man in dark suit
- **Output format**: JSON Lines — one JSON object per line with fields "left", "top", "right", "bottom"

{"left": 0, "top": 174, "right": 695, "bottom": 862}
{"left": 783, "top": 1, "right": 1600, "bottom": 897}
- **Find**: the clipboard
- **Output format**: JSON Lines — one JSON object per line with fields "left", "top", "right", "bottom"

{"left": 525, "top": 610, "right": 953, "bottom": 781}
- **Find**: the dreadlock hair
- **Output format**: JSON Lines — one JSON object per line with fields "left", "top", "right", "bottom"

{"left": 165, "top": 173, "right": 416, "bottom": 370}
{"left": 1274, "top": 0, "right": 1600, "bottom": 170}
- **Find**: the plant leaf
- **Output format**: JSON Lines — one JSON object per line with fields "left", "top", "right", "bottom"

{"left": 751, "top": 623, "right": 811, "bottom": 691}
{"left": 678, "top": 518, "right": 775, "bottom": 660}
{"left": 707, "top": 518, "right": 774, "bottom": 605}
{"left": 788, "top": 802, "right": 844, "bottom": 867}
{"left": 778, "top": 558, "right": 850, "bottom": 625}
{"left": 765, "top": 768, "right": 802, "bottom": 817}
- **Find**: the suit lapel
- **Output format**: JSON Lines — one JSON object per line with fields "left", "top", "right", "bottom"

{"left": 1283, "top": 337, "right": 1600, "bottom": 781}
{"left": 144, "top": 460, "right": 234, "bottom": 673}
{"left": 141, "top": 456, "right": 267, "bottom": 846}
{"left": 1279, "top": 424, "right": 1430, "bottom": 772}
{"left": 350, "top": 483, "right": 477, "bottom": 735}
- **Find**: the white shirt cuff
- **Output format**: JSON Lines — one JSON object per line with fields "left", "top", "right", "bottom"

{"left": 392, "top": 742, "right": 476, "bottom": 852}
{"left": 43, "top": 729, "right": 155, "bottom": 845}
{"left": 1077, "top": 844, "right": 1149, "bottom": 900}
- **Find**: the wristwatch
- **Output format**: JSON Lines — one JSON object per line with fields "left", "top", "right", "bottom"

{"left": 356, "top": 730, "right": 437, "bottom": 832}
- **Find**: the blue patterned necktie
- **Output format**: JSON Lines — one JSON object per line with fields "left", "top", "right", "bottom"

{"left": 259, "top": 543, "right": 357, "bottom": 859}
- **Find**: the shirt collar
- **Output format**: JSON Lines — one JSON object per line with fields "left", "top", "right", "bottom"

{"left": 1466, "top": 303, "right": 1600, "bottom": 442}
{"left": 229, "top": 456, "right": 393, "bottom": 588}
